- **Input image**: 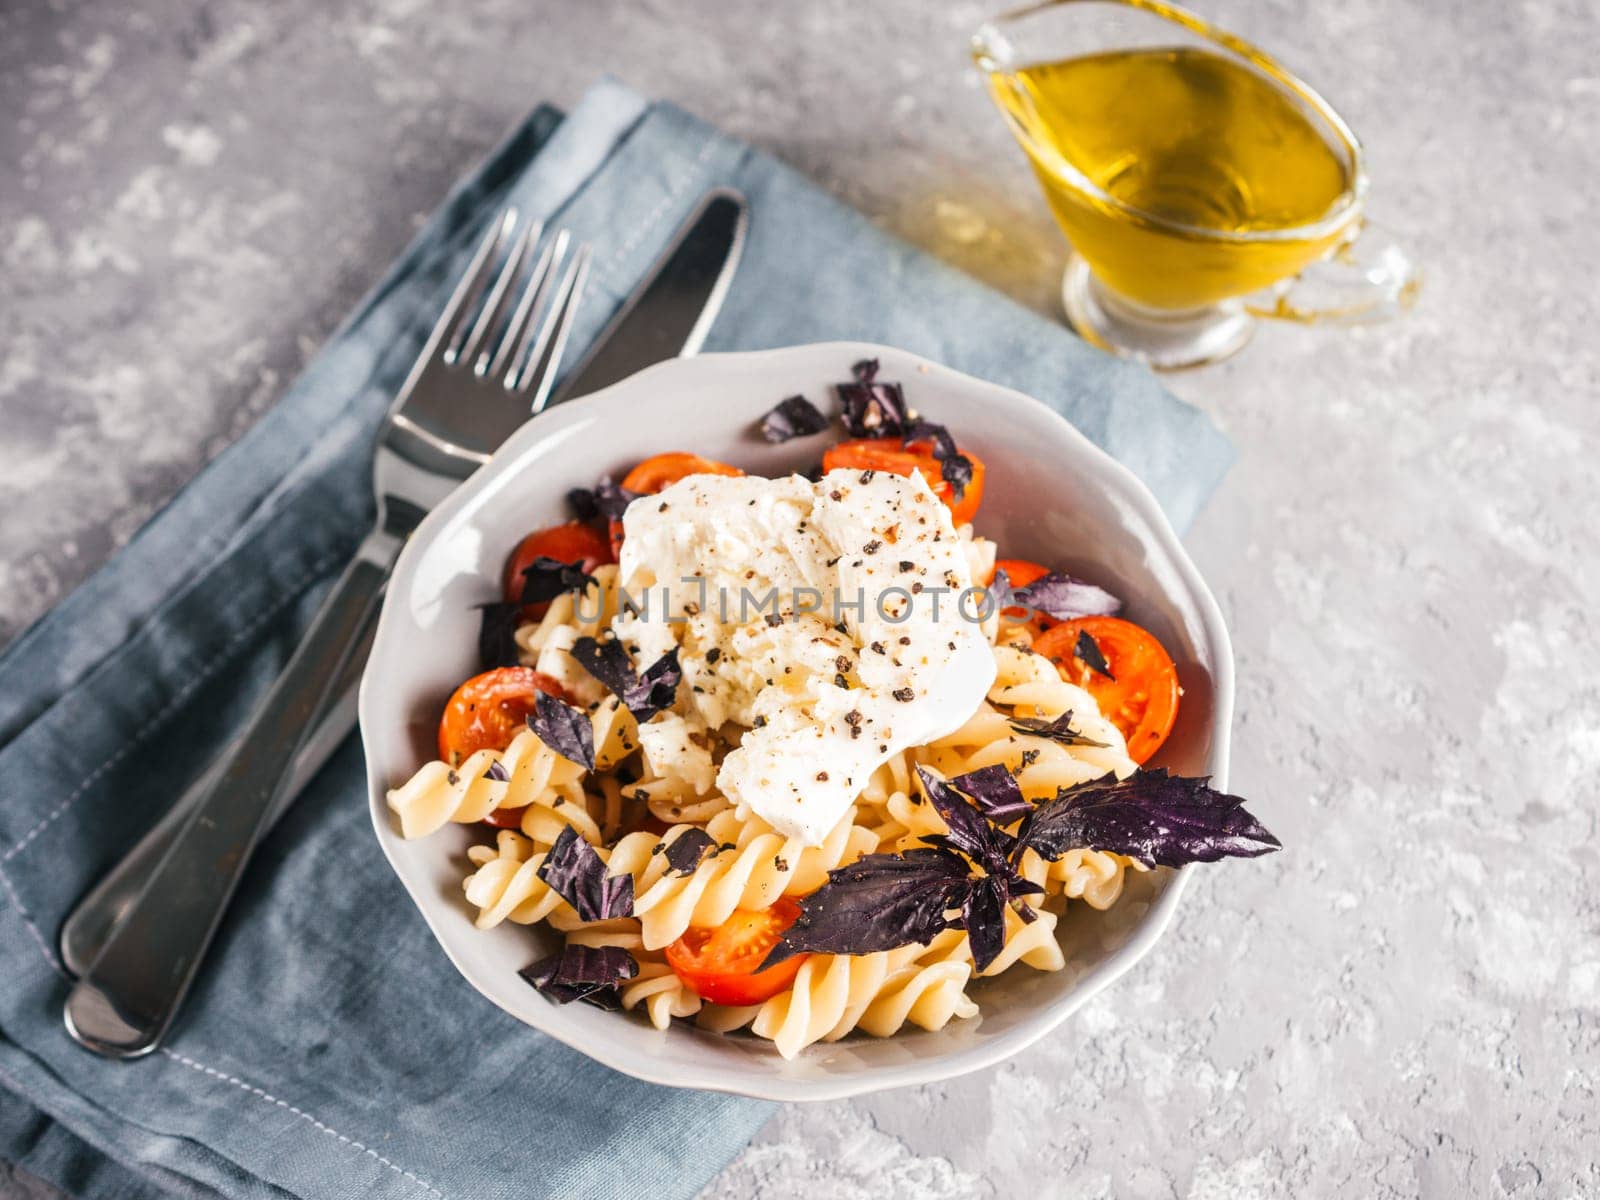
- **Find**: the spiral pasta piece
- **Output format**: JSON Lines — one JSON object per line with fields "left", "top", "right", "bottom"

{"left": 627, "top": 768, "right": 730, "bottom": 826}
{"left": 989, "top": 644, "right": 1133, "bottom": 758}
{"left": 562, "top": 926, "right": 703, "bottom": 1028}
{"left": 515, "top": 566, "right": 620, "bottom": 706}
{"left": 629, "top": 827, "right": 796, "bottom": 950}
{"left": 858, "top": 748, "right": 917, "bottom": 806}
{"left": 981, "top": 906, "right": 1066, "bottom": 974}
{"left": 623, "top": 959, "right": 703, "bottom": 1028}
{"left": 855, "top": 784, "right": 947, "bottom": 855}
{"left": 462, "top": 830, "right": 578, "bottom": 929}
{"left": 627, "top": 808, "right": 874, "bottom": 949}
{"left": 703, "top": 929, "right": 979, "bottom": 1058}
{"left": 589, "top": 695, "right": 640, "bottom": 772}
{"left": 920, "top": 647, "right": 1136, "bottom": 807}
{"left": 585, "top": 772, "right": 628, "bottom": 845}
{"left": 918, "top": 905, "right": 1066, "bottom": 976}
{"left": 1017, "top": 846, "right": 1145, "bottom": 911}
{"left": 387, "top": 728, "right": 591, "bottom": 841}
{"left": 855, "top": 957, "right": 978, "bottom": 1040}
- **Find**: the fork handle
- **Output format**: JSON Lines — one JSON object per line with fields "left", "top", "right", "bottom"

{"left": 63, "top": 530, "right": 398, "bottom": 1058}
{"left": 56, "top": 611, "right": 373, "bottom": 980}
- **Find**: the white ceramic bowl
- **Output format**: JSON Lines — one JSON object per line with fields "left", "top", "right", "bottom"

{"left": 360, "top": 341, "right": 1232, "bottom": 1101}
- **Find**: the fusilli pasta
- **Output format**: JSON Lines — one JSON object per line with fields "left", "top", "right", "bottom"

{"left": 391, "top": 534, "right": 1157, "bottom": 1058}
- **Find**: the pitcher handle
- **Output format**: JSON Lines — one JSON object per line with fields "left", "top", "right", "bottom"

{"left": 1245, "top": 218, "right": 1421, "bottom": 325}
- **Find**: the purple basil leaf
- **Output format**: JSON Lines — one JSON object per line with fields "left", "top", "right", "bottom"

{"left": 663, "top": 827, "right": 718, "bottom": 875}
{"left": 537, "top": 825, "right": 634, "bottom": 920}
{"left": 475, "top": 601, "right": 523, "bottom": 670}
{"left": 760, "top": 394, "right": 831, "bottom": 443}
{"left": 901, "top": 418, "right": 973, "bottom": 503}
{"left": 527, "top": 691, "right": 595, "bottom": 770}
{"left": 571, "top": 477, "right": 638, "bottom": 523}
{"left": 1014, "top": 573, "right": 1122, "bottom": 621}
{"left": 1015, "top": 769, "right": 1282, "bottom": 870}
{"left": 940, "top": 452, "right": 974, "bottom": 503}
{"left": 1008, "top": 711, "right": 1110, "bottom": 750}
{"left": 989, "top": 567, "right": 1016, "bottom": 617}
{"left": 517, "top": 556, "right": 598, "bottom": 608}
{"left": 597, "top": 478, "right": 639, "bottom": 521}
{"left": 569, "top": 635, "right": 634, "bottom": 696}
{"left": 950, "top": 764, "right": 1031, "bottom": 825}
{"left": 632, "top": 647, "right": 684, "bottom": 718}
{"left": 916, "top": 766, "right": 1043, "bottom": 920}
{"left": 1074, "top": 629, "right": 1116, "bottom": 680}
{"left": 961, "top": 875, "right": 1007, "bottom": 974}
{"left": 570, "top": 636, "right": 682, "bottom": 721}
{"left": 903, "top": 418, "right": 958, "bottom": 459}
{"left": 484, "top": 760, "right": 510, "bottom": 782}
{"left": 760, "top": 848, "right": 973, "bottom": 968}
{"left": 838, "top": 359, "right": 911, "bottom": 438}
{"left": 918, "top": 832, "right": 1042, "bottom": 905}
{"left": 916, "top": 765, "right": 1009, "bottom": 878}
{"left": 519, "top": 943, "right": 637, "bottom": 1007}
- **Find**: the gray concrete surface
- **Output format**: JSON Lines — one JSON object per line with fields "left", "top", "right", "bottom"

{"left": 4, "top": 0, "right": 1598, "bottom": 1196}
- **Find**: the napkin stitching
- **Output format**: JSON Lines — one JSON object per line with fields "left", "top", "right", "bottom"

{"left": 598, "top": 133, "right": 720, "bottom": 291}
{"left": 0, "top": 861, "right": 63, "bottom": 979}
{"left": 1, "top": 548, "right": 349, "bottom": 871}
{"left": 159, "top": 1049, "right": 446, "bottom": 1199}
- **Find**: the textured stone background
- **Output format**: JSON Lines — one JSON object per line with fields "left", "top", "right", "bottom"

{"left": 4, "top": 0, "right": 1598, "bottom": 1196}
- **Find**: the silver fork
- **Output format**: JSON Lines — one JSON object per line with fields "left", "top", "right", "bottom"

{"left": 62, "top": 209, "right": 592, "bottom": 1059}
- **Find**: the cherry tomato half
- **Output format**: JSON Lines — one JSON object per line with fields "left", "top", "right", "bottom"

{"left": 503, "top": 519, "right": 615, "bottom": 617}
{"left": 665, "top": 897, "right": 808, "bottom": 1006}
{"left": 821, "top": 437, "right": 986, "bottom": 526}
{"left": 610, "top": 453, "right": 745, "bottom": 555}
{"left": 1032, "top": 617, "right": 1180, "bottom": 765}
{"left": 437, "top": 667, "right": 571, "bottom": 766}
{"left": 620, "top": 452, "right": 744, "bottom": 495}
{"left": 482, "top": 804, "right": 529, "bottom": 829}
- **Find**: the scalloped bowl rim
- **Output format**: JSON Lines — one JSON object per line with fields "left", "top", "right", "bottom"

{"left": 360, "top": 341, "right": 1232, "bottom": 1102}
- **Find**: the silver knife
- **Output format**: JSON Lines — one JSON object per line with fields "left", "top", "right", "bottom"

{"left": 58, "top": 188, "right": 749, "bottom": 979}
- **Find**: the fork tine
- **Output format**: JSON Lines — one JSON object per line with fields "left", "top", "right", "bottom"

{"left": 527, "top": 244, "right": 592, "bottom": 414}
{"left": 502, "top": 230, "right": 571, "bottom": 392}
{"left": 459, "top": 218, "right": 541, "bottom": 372}
{"left": 442, "top": 210, "right": 519, "bottom": 367}
{"left": 505, "top": 235, "right": 590, "bottom": 401}
{"left": 478, "top": 231, "right": 557, "bottom": 379}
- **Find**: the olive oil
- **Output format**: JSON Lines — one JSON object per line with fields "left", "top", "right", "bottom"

{"left": 990, "top": 46, "right": 1357, "bottom": 309}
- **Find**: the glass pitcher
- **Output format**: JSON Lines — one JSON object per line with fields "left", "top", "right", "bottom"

{"left": 973, "top": 0, "right": 1419, "bottom": 368}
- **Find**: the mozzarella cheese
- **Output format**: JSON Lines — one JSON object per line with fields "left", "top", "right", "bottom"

{"left": 635, "top": 710, "right": 716, "bottom": 796}
{"left": 612, "top": 468, "right": 995, "bottom": 845}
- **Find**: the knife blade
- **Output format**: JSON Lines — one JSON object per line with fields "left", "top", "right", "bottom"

{"left": 550, "top": 188, "right": 747, "bottom": 403}
{"left": 58, "top": 188, "right": 750, "bottom": 978}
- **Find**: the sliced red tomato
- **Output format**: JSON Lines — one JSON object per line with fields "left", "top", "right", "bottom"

{"left": 610, "top": 452, "right": 745, "bottom": 555}
{"left": 620, "top": 452, "right": 744, "bottom": 494}
{"left": 821, "top": 437, "right": 986, "bottom": 525}
{"left": 437, "top": 667, "right": 571, "bottom": 766}
{"left": 1032, "top": 617, "right": 1180, "bottom": 765}
{"left": 503, "top": 519, "right": 614, "bottom": 618}
{"left": 665, "top": 897, "right": 808, "bottom": 1006}
{"left": 482, "top": 804, "right": 529, "bottom": 829}
{"left": 995, "top": 558, "right": 1049, "bottom": 589}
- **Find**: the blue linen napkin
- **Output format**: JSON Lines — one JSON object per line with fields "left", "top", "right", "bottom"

{"left": 0, "top": 78, "right": 1232, "bottom": 1200}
